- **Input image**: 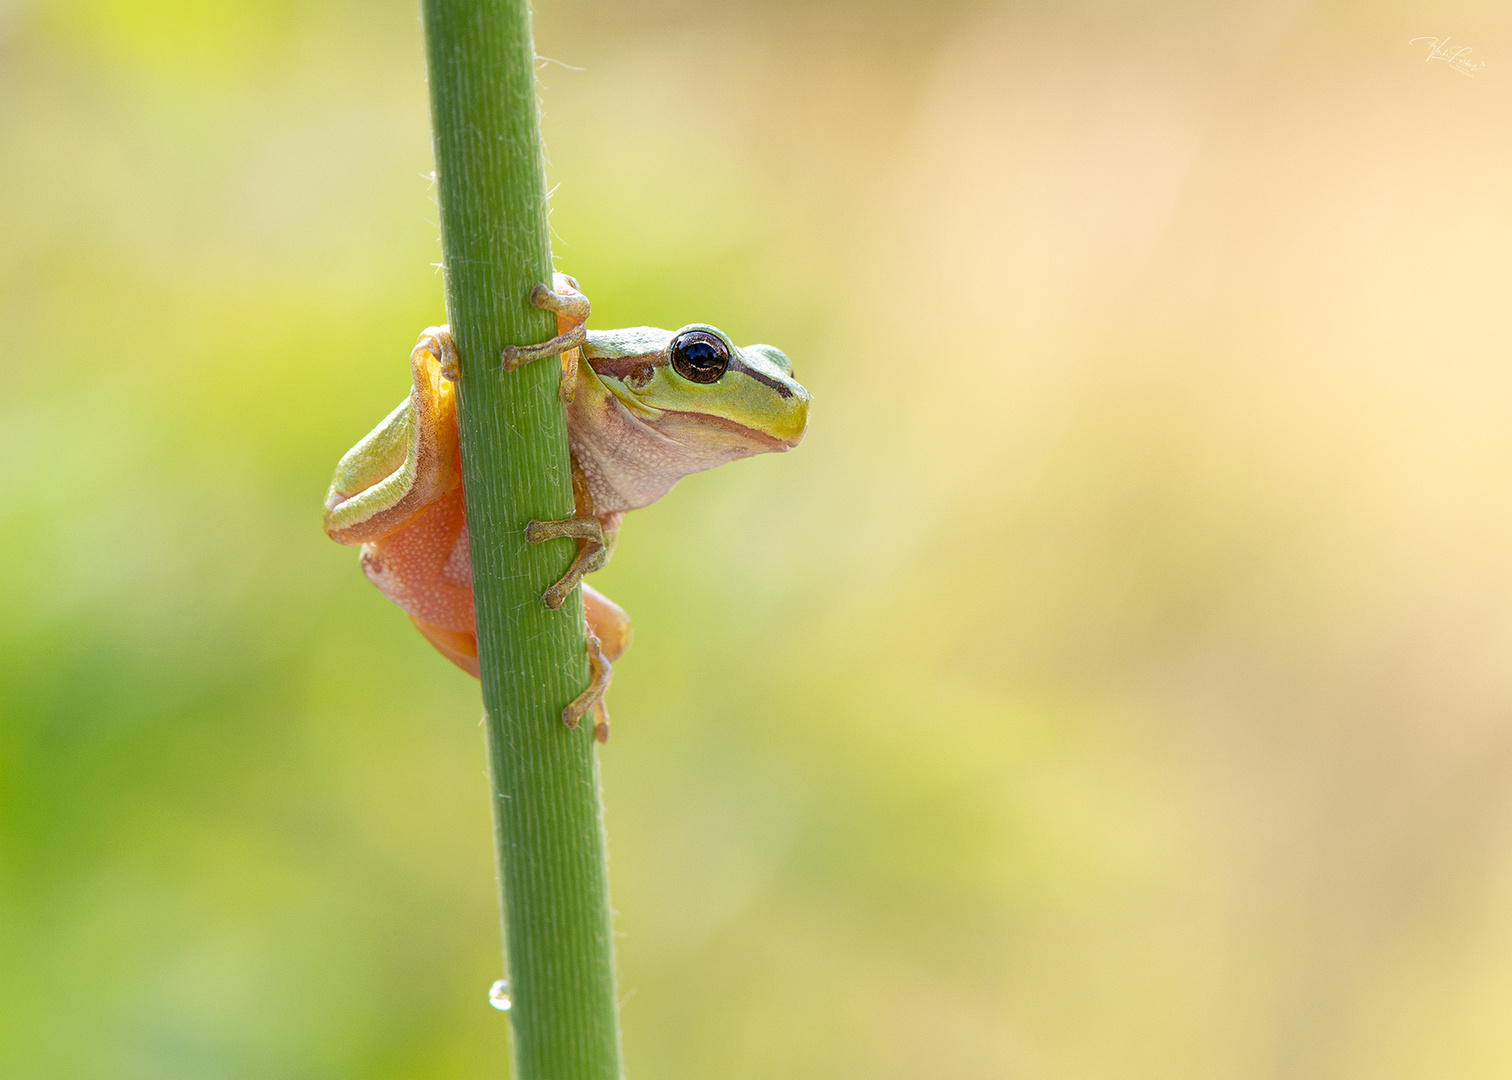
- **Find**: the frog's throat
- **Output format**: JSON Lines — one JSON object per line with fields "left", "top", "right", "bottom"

{"left": 566, "top": 367, "right": 781, "bottom": 514}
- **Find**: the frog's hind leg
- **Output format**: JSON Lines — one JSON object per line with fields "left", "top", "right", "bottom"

{"left": 322, "top": 399, "right": 411, "bottom": 535}
{"left": 559, "top": 584, "right": 631, "bottom": 743}
{"left": 323, "top": 326, "right": 463, "bottom": 545}
{"left": 560, "top": 627, "right": 612, "bottom": 742}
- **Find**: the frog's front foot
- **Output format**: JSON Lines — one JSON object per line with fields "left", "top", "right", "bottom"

{"left": 561, "top": 626, "right": 614, "bottom": 743}
{"left": 499, "top": 282, "right": 591, "bottom": 372}
{"left": 415, "top": 325, "right": 460, "bottom": 382}
{"left": 525, "top": 515, "right": 607, "bottom": 609}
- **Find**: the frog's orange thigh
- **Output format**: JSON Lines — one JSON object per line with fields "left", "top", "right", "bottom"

{"left": 359, "top": 487, "right": 476, "bottom": 637}
{"left": 409, "top": 617, "right": 479, "bottom": 678}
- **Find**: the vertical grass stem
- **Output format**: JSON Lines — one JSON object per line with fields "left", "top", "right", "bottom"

{"left": 421, "top": 2, "right": 622, "bottom": 1076}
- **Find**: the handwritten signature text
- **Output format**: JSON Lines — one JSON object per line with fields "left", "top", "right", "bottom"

{"left": 1409, "top": 37, "right": 1486, "bottom": 77}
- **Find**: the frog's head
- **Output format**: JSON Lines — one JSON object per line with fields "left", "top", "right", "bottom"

{"left": 582, "top": 324, "right": 809, "bottom": 459}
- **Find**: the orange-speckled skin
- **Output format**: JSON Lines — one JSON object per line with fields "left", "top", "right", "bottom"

{"left": 360, "top": 486, "right": 479, "bottom": 673}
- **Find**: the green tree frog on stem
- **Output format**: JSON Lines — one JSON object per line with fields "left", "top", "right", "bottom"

{"left": 322, "top": 274, "right": 810, "bottom": 741}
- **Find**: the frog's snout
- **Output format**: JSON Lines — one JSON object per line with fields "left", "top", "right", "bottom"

{"left": 739, "top": 342, "right": 809, "bottom": 449}
{"left": 772, "top": 382, "right": 810, "bottom": 450}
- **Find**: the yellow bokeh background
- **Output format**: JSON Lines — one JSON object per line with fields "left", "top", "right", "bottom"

{"left": 4, "top": 1, "right": 1512, "bottom": 1077}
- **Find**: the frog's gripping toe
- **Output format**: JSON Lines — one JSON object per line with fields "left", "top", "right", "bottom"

{"left": 525, "top": 516, "right": 606, "bottom": 609}
{"left": 499, "top": 279, "right": 592, "bottom": 372}
{"left": 562, "top": 628, "right": 614, "bottom": 742}
{"left": 500, "top": 325, "right": 587, "bottom": 371}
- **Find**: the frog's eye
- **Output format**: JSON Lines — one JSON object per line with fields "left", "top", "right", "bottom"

{"left": 669, "top": 331, "right": 729, "bottom": 384}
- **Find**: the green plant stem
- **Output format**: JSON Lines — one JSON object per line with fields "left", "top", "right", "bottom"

{"left": 420, "top": 2, "right": 622, "bottom": 1078}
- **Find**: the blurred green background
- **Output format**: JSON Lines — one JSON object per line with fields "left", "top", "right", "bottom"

{"left": 4, "top": 0, "right": 1512, "bottom": 1076}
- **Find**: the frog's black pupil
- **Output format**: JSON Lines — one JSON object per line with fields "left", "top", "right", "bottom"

{"left": 671, "top": 333, "right": 728, "bottom": 384}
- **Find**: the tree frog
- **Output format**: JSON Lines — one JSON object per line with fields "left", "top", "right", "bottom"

{"left": 322, "top": 274, "right": 809, "bottom": 741}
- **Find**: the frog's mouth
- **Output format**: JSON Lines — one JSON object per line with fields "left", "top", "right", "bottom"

{"left": 647, "top": 408, "right": 804, "bottom": 455}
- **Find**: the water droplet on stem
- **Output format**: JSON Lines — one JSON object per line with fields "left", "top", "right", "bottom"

{"left": 488, "top": 979, "right": 512, "bottom": 1011}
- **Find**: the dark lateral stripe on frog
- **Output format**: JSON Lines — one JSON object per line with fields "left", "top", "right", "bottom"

{"left": 727, "top": 357, "right": 795, "bottom": 398}
{"left": 589, "top": 350, "right": 795, "bottom": 398}
{"left": 588, "top": 352, "right": 658, "bottom": 383}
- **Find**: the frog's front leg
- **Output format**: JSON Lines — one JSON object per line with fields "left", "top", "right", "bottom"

{"left": 526, "top": 514, "right": 619, "bottom": 609}
{"left": 525, "top": 453, "right": 621, "bottom": 609}
{"left": 500, "top": 276, "right": 591, "bottom": 404}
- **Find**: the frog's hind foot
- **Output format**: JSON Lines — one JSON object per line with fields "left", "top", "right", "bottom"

{"left": 415, "top": 325, "right": 460, "bottom": 382}
{"left": 562, "top": 626, "right": 614, "bottom": 743}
